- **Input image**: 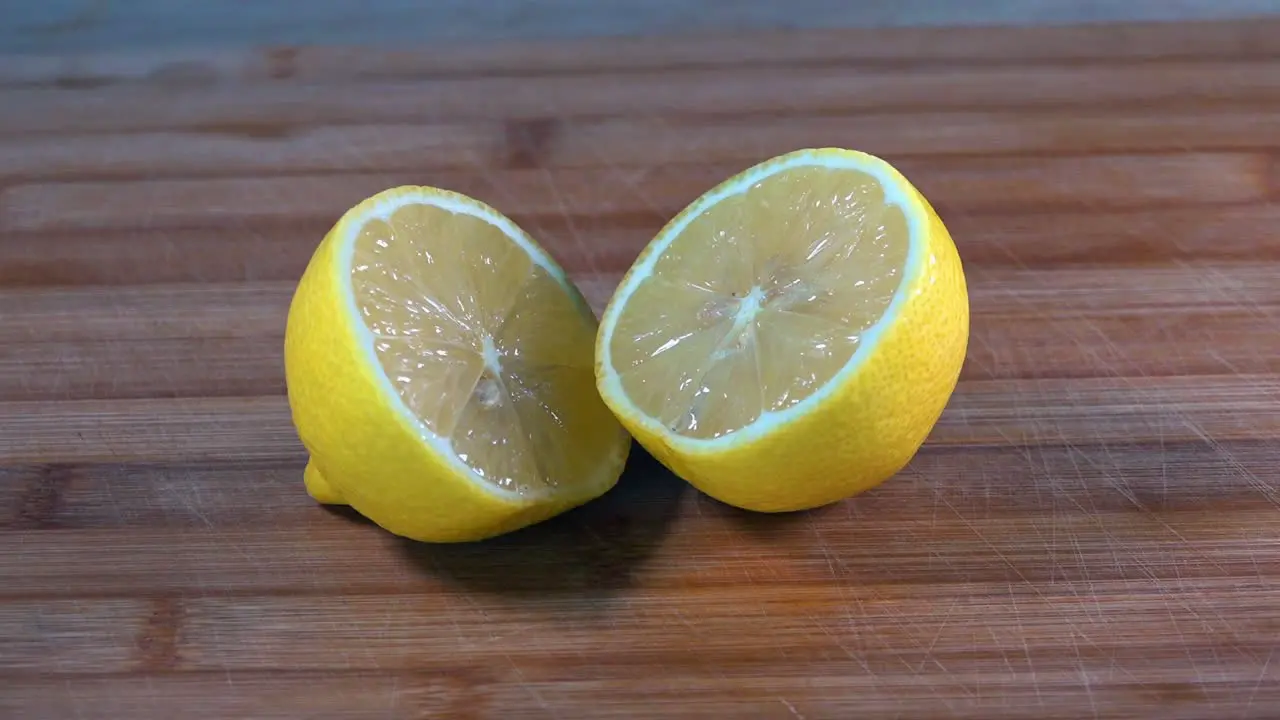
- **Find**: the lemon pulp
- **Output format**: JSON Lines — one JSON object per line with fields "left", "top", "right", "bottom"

{"left": 350, "top": 199, "right": 620, "bottom": 495}
{"left": 595, "top": 149, "right": 968, "bottom": 512}
{"left": 608, "top": 165, "right": 912, "bottom": 442}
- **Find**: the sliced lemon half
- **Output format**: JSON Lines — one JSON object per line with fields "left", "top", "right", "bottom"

{"left": 286, "top": 186, "right": 630, "bottom": 542}
{"left": 595, "top": 149, "right": 968, "bottom": 512}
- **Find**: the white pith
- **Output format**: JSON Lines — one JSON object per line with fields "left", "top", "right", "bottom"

{"left": 598, "top": 150, "right": 926, "bottom": 454}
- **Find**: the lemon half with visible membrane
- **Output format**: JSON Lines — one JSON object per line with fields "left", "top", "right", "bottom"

{"left": 286, "top": 186, "right": 630, "bottom": 542}
{"left": 595, "top": 149, "right": 968, "bottom": 512}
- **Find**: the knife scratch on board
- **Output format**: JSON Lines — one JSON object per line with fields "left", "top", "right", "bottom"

{"left": 503, "top": 650, "right": 561, "bottom": 720}
{"left": 914, "top": 597, "right": 958, "bottom": 673}
{"left": 539, "top": 166, "right": 601, "bottom": 280}
{"left": 777, "top": 697, "right": 805, "bottom": 719}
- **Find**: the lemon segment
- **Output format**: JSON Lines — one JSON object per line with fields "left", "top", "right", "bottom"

{"left": 286, "top": 186, "right": 630, "bottom": 542}
{"left": 595, "top": 149, "right": 968, "bottom": 512}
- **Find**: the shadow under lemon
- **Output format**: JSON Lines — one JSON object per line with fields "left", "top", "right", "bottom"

{"left": 325, "top": 442, "right": 687, "bottom": 597}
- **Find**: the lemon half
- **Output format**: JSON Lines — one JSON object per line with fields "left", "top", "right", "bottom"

{"left": 595, "top": 149, "right": 968, "bottom": 512}
{"left": 286, "top": 186, "right": 630, "bottom": 542}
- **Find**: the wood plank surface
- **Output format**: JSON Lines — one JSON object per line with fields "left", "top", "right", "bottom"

{"left": 3, "top": 18, "right": 1280, "bottom": 720}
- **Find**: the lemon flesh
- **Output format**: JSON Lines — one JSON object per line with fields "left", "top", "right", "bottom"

{"left": 286, "top": 187, "right": 630, "bottom": 542}
{"left": 596, "top": 149, "right": 968, "bottom": 512}
{"left": 353, "top": 201, "right": 620, "bottom": 494}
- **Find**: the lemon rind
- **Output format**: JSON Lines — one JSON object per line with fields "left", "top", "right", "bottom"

{"left": 597, "top": 148, "right": 927, "bottom": 454}
{"left": 333, "top": 186, "right": 607, "bottom": 504}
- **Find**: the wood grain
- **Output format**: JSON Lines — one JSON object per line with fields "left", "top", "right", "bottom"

{"left": 7, "top": 18, "right": 1280, "bottom": 88}
{"left": 2, "top": 674, "right": 466, "bottom": 720}
{"left": 8, "top": 60, "right": 1280, "bottom": 137}
{"left": 3, "top": 206, "right": 1280, "bottom": 290}
{"left": 3, "top": 155, "right": 1268, "bottom": 235}
{"left": 3, "top": 18, "right": 1280, "bottom": 720}
{"left": 3, "top": 107, "right": 1280, "bottom": 185}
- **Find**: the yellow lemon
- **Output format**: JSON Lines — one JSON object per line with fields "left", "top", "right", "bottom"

{"left": 285, "top": 186, "right": 631, "bottom": 542}
{"left": 595, "top": 149, "right": 968, "bottom": 512}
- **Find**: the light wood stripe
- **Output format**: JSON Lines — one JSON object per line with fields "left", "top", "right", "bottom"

{"left": 2, "top": 108, "right": 1279, "bottom": 184}
{"left": 2, "top": 154, "right": 1267, "bottom": 232}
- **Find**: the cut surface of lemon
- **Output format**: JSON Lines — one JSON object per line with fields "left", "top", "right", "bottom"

{"left": 285, "top": 186, "right": 630, "bottom": 542}
{"left": 595, "top": 149, "right": 968, "bottom": 512}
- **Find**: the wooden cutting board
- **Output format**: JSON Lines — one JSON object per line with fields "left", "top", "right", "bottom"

{"left": 3, "top": 17, "right": 1280, "bottom": 719}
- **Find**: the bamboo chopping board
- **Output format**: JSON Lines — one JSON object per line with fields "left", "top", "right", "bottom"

{"left": 3, "top": 17, "right": 1280, "bottom": 719}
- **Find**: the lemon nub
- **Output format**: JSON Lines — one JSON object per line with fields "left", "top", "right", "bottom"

{"left": 350, "top": 201, "right": 618, "bottom": 496}
{"left": 609, "top": 166, "right": 911, "bottom": 440}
